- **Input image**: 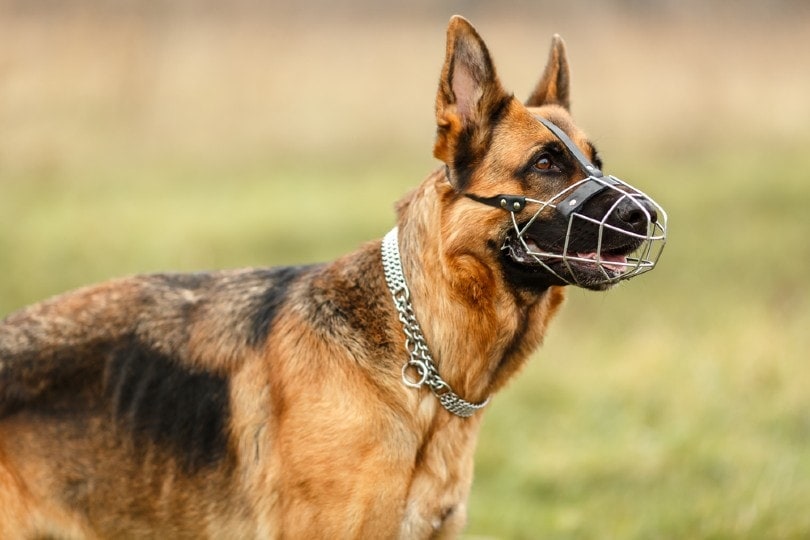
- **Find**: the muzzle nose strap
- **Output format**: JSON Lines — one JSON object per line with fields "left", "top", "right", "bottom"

{"left": 556, "top": 176, "right": 622, "bottom": 218}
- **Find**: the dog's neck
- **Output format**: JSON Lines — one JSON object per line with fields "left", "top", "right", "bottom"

{"left": 394, "top": 168, "right": 566, "bottom": 403}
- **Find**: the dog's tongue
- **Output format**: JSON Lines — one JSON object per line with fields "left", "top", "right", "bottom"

{"left": 515, "top": 241, "right": 628, "bottom": 272}
{"left": 577, "top": 252, "right": 627, "bottom": 271}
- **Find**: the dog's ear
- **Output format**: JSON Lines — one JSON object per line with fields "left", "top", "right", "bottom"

{"left": 526, "top": 34, "right": 570, "bottom": 110}
{"left": 434, "top": 16, "right": 511, "bottom": 188}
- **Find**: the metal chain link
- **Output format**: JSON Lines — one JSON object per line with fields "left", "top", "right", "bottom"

{"left": 381, "top": 227, "right": 489, "bottom": 418}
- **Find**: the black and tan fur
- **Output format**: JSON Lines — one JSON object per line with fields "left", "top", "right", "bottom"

{"left": 1, "top": 16, "right": 634, "bottom": 538}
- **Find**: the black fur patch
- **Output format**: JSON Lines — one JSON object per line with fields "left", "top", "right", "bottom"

{"left": 450, "top": 94, "right": 513, "bottom": 191}
{"left": 247, "top": 265, "right": 311, "bottom": 348}
{"left": 105, "top": 338, "right": 231, "bottom": 473}
{"left": 0, "top": 341, "right": 106, "bottom": 417}
{"left": 451, "top": 124, "right": 479, "bottom": 191}
{"left": 499, "top": 254, "right": 557, "bottom": 292}
{"left": 488, "top": 93, "right": 513, "bottom": 127}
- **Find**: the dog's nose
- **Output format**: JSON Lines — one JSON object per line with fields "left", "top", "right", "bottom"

{"left": 616, "top": 197, "right": 658, "bottom": 227}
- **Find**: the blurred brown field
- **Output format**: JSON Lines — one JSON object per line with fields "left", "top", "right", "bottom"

{"left": 2, "top": 1, "right": 809, "bottom": 173}
{"left": 2, "top": 1, "right": 810, "bottom": 538}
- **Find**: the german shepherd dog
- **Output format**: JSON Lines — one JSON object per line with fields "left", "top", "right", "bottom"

{"left": 0, "top": 16, "right": 666, "bottom": 539}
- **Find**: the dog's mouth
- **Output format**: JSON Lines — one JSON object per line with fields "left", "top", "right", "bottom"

{"left": 492, "top": 176, "right": 668, "bottom": 292}
{"left": 500, "top": 228, "right": 645, "bottom": 291}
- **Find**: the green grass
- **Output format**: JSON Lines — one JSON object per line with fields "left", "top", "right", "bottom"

{"left": 2, "top": 146, "right": 809, "bottom": 538}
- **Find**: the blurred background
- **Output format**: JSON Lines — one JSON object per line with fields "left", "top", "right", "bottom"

{"left": 1, "top": 0, "right": 809, "bottom": 537}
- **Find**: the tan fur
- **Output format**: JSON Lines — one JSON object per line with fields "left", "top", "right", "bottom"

{"left": 0, "top": 16, "right": 610, "bottom": 539}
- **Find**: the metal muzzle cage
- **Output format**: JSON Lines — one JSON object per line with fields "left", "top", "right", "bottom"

{"left": 509, "top": 174, "right": 668, "bottom": 287}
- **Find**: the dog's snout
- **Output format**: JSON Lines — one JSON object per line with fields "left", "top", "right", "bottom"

{"left": 616, "top": 197, "right": 658, "bottom": 227}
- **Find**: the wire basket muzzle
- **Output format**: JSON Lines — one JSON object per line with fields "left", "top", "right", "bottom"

{"left": 514, "top": 175, "right": 668, "bottom": 287}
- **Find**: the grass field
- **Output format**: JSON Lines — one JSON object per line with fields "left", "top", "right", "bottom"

{"left": 2, "top": 4, "right": 810, "bottom": 538}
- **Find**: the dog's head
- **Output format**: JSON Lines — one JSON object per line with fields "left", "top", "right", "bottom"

{"left": 432, "top": 16, "right": 666, "bottom": 292}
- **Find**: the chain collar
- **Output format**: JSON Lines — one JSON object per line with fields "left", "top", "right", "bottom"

{"left": 381, "top": 227, "right": 489, "bottom": 418}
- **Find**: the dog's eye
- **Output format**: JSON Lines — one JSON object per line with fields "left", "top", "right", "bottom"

{"left": 533, "top": 154, "right": 558, "bottom": 172}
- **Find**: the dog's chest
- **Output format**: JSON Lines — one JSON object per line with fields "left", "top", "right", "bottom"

{"left": 397, "top": 415, "right": 483, "bottom": 538}
{"left": 399, "top": 496, "right": 466, "bottom": 539}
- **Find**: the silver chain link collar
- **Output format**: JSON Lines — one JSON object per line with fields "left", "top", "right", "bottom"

{"left": 381, "top": 227, "right": 490, "bottom": 418}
